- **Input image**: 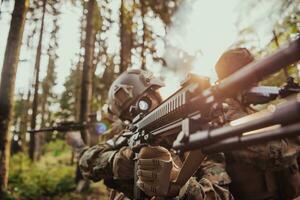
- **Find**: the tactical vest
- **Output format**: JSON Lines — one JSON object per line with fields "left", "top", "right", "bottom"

{"left": 225, "top": 99, "right": 300, "bottom": 200}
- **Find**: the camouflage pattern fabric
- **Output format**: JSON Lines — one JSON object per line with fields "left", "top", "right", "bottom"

{"left": 79, "top": 141, "right": 233, "bottom": 199}
{"left": 224, "top": 98, "right": 300, "bottom": 200}
{"left": 79, "top": 143, "right": 117, "bottom": 181}
{"left": 79, "top": 117, "right": 233, "bottom": 199}
{"left": 178, "top": 177, "right": 232, "bottom": 200}
{"left": 178, "top": 153, "right": 233, "bottom": 200}
{"left": 79, "top": 121, "right": 133, "bottom": 200}
{"left": 79, "top": 150, "right": 133, "bottom": 199}
{"left": 225, "top": 99, "right": 300, "bottom": 170}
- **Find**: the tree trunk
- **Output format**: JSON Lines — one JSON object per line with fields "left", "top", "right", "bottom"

{"left": 29, "top": 0, "right": 46, "bottom": 161}
{"left": 75, "top": 64, "right": 82, "bottom": 121}
{"left": 19, "top": 90, "right": 31, "bottom": 151}
{"left": 120, "top": 0, "right": 133, "bottom": 73}
{"left": 140, "top": 0, "right": 146, "bottom": 70}
{"left": 0, "top": 0, "right": 29, "bottom": 196}
{"left": 80, "top": 0, "right": 95, "bottom": 144}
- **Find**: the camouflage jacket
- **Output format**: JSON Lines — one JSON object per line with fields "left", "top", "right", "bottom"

{"left": 79, "top": 121, "right": 233, "bottom": 200}
{"left": 224, "top": 99, "right": 300, "bottom": 200}
{"left": 79, "top": 120, "right": 133, "bottom": 199}
{"left": 178, "top": 153, "right": 233, "bottom": 200}
{"left": 225, "top": 99, "right": 300, "bottom": 169}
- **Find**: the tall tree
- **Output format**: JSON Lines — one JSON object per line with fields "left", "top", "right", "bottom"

{"left": 39, "top": 1, "right": 60, "bottom": 144}
{"left": 140, "top": 0, "right": 147, "bottom": 69}
{"left": 80, "top": 0, "right": 96, "bottom": 144}
{"left": 234, "top": 1, "right": 300, "bottom": 87}
{"left": 130, "top": 0, "right": 181, "bottom": 70}
{"left": 41, "top": 57, "right": 57, "bottom": 127}
{"left": 0, "top": 0, "right": 29, "bottom": 196}
{"left": 90, "top": 1, "right": 102, "bottom": 113}
{"left": 19, "top": 90, "right": 31, "bottom": 151}
{"left": 29, "top": 0, "right": 46, "bottom": 161}
{"left": 58, "top": 64, "right": 82, "bottom": 121}
{"left": 119, "top": 0, "right": 133, "bottom": 72}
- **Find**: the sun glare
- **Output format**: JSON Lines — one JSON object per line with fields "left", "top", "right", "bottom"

{"left": 0, "top": 0, "right": 267, "bottom": 101}
{"left": 160, "top": 0, "right": 240, "bottom": 99}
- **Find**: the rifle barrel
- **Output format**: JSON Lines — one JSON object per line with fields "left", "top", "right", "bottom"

{"left": 135, "top": 38, "right": 300, "bottom": 143}
{"left": 27, "top": 124, "right": 84, "bottom": 133}
{"left": 28, "top": 127, "right": 57, "bottom": 133}
{"left": 203, "top": 122, "right": 300, "bottom": 154}
{"left": 173, "top": 96, "right": 300, "bottom": 151}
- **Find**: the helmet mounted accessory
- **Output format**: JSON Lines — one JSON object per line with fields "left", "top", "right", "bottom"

{"left": 108, "top": 69, "right": 165, "bottom": 121}
{"left": 129, "top": 96, "right": 153, "bottom": 117}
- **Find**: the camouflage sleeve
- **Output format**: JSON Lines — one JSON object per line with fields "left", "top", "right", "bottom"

{"left": 79, "top": 144, "right": 133, "bottom": 198}
{"left": 104, "top": 179, "right": 134, "bottom": 199}
{"left": 78, "top": 143, "right": 117, "bottom": 181}
{"left": 178, "top": 153, "right": 233, "bottom": 200}
{"left": 78, "top": 120, "right": 127, "bottom": 182}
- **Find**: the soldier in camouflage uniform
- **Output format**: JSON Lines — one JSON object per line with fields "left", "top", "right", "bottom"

{"left": 214, "top": 48, "right": 300, "bottom": 200}
{"left": 67, "top": 69, "right": 233, "bottom": 199}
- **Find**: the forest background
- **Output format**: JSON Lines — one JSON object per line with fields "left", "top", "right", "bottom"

{"left": 0, "top": 0, "right": 299, "bottom": 199}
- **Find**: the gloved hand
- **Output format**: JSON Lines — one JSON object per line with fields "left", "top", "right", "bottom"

{"left": 113, "top": 146, "right": 134, "bottom": 179}
{"left": 137, "top": 146, "right": 181, "bottom": 197}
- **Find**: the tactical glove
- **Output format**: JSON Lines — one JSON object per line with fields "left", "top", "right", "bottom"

{"left": 137, "top": 146, "right": 181, "bottom": 197}
{"left": 113, "top": 146, "right": 134, "bottom": 179}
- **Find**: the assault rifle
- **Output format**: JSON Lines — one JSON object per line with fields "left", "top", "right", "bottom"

{"left": 111, "top": 38, "right": 300, "bottom": 200}
{"left": 28, "top": 121, "right": 86, "bottom": 133}
{"left": 28, "top": 121, "right": 109, "bottom": 135}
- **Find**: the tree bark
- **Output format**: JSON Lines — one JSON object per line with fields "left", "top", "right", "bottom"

{"left": 0, "top": 0, "right": 29, "bottom": 196}
{"left": 19, "top": 90, "right": 31, "bottom": 152}
{"left": 29, "top": 0, "right": 46, "bottom": 161}
{"left": 80, "top": 0, "right": 95, "bottom": 144}
{"left": 140, "top": 0, "right": 147, "bottom": 70}
{"left": 120, "top": 0, "right": 133, "bottom": 73}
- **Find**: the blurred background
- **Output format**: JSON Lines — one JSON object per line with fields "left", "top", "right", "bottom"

{"left": 0, "top": 0, "right": 299, "bottom": 199}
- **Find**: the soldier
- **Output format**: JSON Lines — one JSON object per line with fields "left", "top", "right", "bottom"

{"left": 67, "top": 69, "right": 233, "bottom": 199}
{"left": 214, "top": 48, "right": 300, "bottom": 200}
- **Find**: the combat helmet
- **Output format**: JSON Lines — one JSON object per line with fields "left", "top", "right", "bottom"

{"left": 108, "top": 69, "right": 164, "bottom": 120}
{"left": 215, "top": 48, "right": 254, "bottom": 80}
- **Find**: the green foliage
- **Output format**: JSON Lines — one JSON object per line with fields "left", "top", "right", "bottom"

{"left": 234, "top": 1, "right": 300, "bottom": 88}
{"left": 6, "top": 140, "right": 109, "bottom": 200}
{"left": 6, "top": 140, "right": 76, "bottom": 200}
{"left": 9, "top": 166, "right": 75, "bottom": 199}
